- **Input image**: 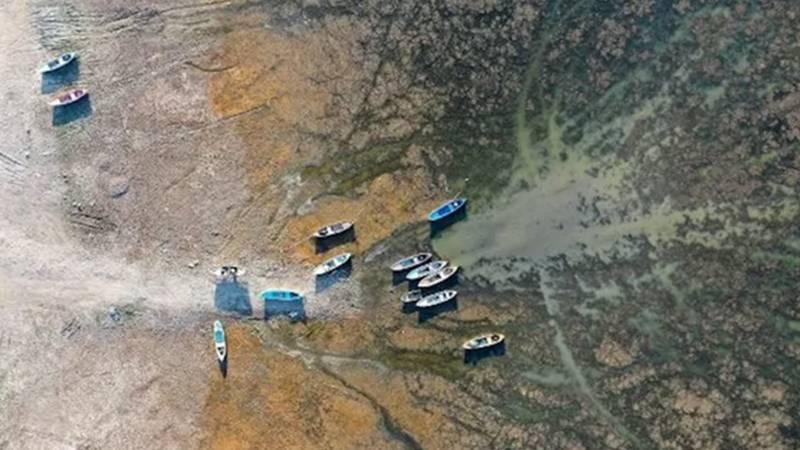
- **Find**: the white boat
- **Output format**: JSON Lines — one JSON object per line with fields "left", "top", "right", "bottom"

{"left": 213, "top": 320, "right": 227, "bottom": 363}
{"left": 39, "top": 52, "right": 77, "bottom": 74}
{"left": 314, "top": 252, "right": 352, "bottom": 276}
{"left": 462, "top": 333, "right": 505, "bottom": 351}
{"left": 416, "top": 290, "right": 457, "bottom": 308}
{"left": 390, "top": 252, "right": 432, "bottom": 272}
{"left": 406, "top": 260, "right": 447, "bottom": 281}
{"left": 49, "top": 88, "right": 88, "bottom": 107}
{"left": 418, "top": 265, "right": 459, "bottom": 289}
{"left": 400, "top": 289, "right": 423, "bottom": 304}
{"left": 313, "top": 221, "right": 353, "bottom": 239}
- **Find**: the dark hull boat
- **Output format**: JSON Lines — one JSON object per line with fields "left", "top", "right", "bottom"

{"left": 428, "top": 198, "right": 467, "bottom": 222}
{"left": 390, "top": 252, "right": 432, "bottom": 272}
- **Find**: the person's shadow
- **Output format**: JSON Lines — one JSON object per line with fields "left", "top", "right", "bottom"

{"left": 41, "top": 59, "right": 80, "bottom": 94}
{"left": 52, "top": 95, "right": 92, "bottom": 126}
{"left": 463, "top": 341, "right": 506, "bottom": 365}
{"left": 214, "top": 280, "right": 252, "bottom": 316}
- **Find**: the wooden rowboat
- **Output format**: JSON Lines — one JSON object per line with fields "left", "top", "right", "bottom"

{"left": 49, "top": 88, "right": 88, "bottom": 107}
{"left": 418, "top": 265, "right": 459, "bottom": 289}
{"left": 428, "top": 198, "right": 467, "bottom": 222}
{"left": 416, "top": 290, "right": 457, "bottom": 308}
{"left": 406, "top": 260, "right": 447, "bottom": 281}
{"left": 462, "top": 333, "right": 505, "bottom": 351}
{"left": 314, "top": 252, "right": 352, "bottom": 276}
{"left": 390, "top": 252, "right": 432, "bottom": 272}
{"left": 313, "top": 222, "right": 352, "bottom": 239}
{"left": 40, "top": 52, "right": 77, "bottom": 74}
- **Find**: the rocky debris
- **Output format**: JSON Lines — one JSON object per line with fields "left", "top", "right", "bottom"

{"left": 594, "top": 336, "right": 636, "bottom": 368}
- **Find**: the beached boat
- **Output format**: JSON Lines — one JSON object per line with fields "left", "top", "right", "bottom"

{"left": 416, "top": 290, "right": 457, "bottom": 308}
{"left": 313, "top": 221, "right": 353, "bottom": 239}
{"left": 400, "top": 289, "right": 423, "bottom": 304}
{"left": 418, "top": 265, "right": 459, "bottom": 289}
{"left": 462, "top": 333, "right": 505, "bottom": 351}
{"left": 314, "top": 252, "right": 352, "bottom": 276}
{"left": 39, "top": 52, "right": 77, "bottom": 74}
{"left": 261, "top": 290, "right": 303, "bottom": 302}
{"left": 406, "top": 260, "right": 447, "bottom": 281}
{"left": 49, "top": 88, "right": 88, "bottom": 107}
{"left": 213, "top": 320, "right": 227, "bottom": 362}
{"left": 428, "top": 198, "right": 467, "bottom": 222}
{"left": 390, "top": 252, "right": 432, "bottom": 272}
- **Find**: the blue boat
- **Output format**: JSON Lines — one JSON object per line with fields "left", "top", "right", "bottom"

{"left": 260, "top": 290, "right": 303, "bottom": 302}
{"left": 428, "top": 198, "right": 467, "bottom": 222}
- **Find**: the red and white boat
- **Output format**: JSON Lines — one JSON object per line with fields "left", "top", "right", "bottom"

{"left": 49, "top": 88, "right": 88, "bottom": 107}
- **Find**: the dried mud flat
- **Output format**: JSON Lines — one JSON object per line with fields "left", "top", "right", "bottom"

{"left": 2, "top": 0, "right": 800, "bottom": 449}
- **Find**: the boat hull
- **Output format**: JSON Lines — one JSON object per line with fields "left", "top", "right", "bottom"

{"left": 406, "top": 261, "right": 447, "bottom": 281}
{"left": 428, "top": 198, "right": 467, "bottom": 222}
{"left": 50, "top": 89, "right": 88, "bottom": 107}
{"left": 390, "top": 252, "right": 433, "bottom": 272}
{"left": 260, "top": 290, "right": 304, "bottom": 302}
{"left": 313, "top": 221, "right": 353, "bottom": 239}
{"left": 213, "top": 321, "right": 227, "bottom": 362}
{"left": 418, "top": 266, "right": 459, "bottom": 289}
{"left": 314, "top": 252, "right": 352, "bottom": 276}
{"left": 463, "top": 333, "right": 505, "bottom": 351}
{"left": 40, "top": 52, "right": 77, "bottom": 74}
{"left": 416, "top": 290, "right": 457, "bottom": 308}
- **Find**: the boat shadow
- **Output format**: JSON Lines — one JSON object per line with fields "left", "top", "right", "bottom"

{"left": 41, "top": 59, "right": 80, "bottom": 94}
{"left": 401, "top": 302, "right": 417, "bottom": 315}
{"left": 418, "top": 298, "right": 458, "bottom": 323}
{"left": 392, "top": 271, "right": 409, "bottom": 286}
{"left": 315, "top": 227, "right": 356, "bottom": 254}
{"left": 315, "top": 261, "right": 353, "bottom": 293}
{"left": 429, "top": 207, "right": 467, "bottom": 238}
{"left": 52, "top": 95, "right": 92, "bottom": 127}
{"left": 264, "top": 298, "right": 306, "bottom": 322}
{"left": 218, "top": 356, "right": 228, "bottom": 378}
{"left": 464, "top": 342, "right": 507, "bottom": 366}
{"left": 213, "top": 280, "right": 252, "bottom": 316}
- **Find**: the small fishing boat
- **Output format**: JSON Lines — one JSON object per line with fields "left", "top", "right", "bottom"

{"left": 39, "top": 52, "right": 77, "bottom": 74}
{"left": 400, "top": 289, "right": 423, "bottom": 304}
{"left": 261, "top": 290, "right": 304, "bottom": 302}
{"left": 418, "top": 265, "right": 459, "bottom": 289}
{"left": 390, "top": 252, "right": 433, "bottom": 272}
{"left": 416, "top": 290, "right": 457, "bottom": 308}
{"left": 213, "top": 320, "right": 227, "bottom": 363}
{"left": 428, "top": 198, "right": 467, "bottom": 222}
{"left": 314, "top": 252, "right": 352, "bottom": 276}
{"left": 313, "top": 221, "right": 353, "bottom": 239}
{"left": 49, "top": 88, "right": 88, "bottom": 107}
{"left": 406, "top": 260, "right": 447, "bottom": 281}
{"left": 462, "top": 333, "right": 505, "bottom": 351}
